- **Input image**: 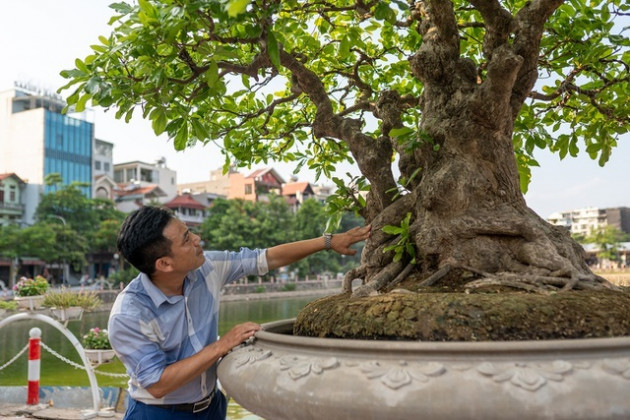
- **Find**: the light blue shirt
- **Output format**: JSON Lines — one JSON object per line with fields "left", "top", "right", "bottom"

{"left": 108, "top": 248, "right": 268, "bottom": 404}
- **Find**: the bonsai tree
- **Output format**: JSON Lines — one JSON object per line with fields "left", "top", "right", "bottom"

{"left": 60, "top": 0, "right": 630, "bottom": 339}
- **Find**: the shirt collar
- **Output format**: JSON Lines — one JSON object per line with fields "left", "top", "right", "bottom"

{"left": 139, "top": 271, "right": 198, "bottom": 307}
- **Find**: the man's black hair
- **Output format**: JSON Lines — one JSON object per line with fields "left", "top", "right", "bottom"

{"left": 117, "top": 206, "right": 174, "bottom": 276}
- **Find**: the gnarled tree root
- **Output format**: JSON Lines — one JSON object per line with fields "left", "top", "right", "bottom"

{"left": 463, "top": 271, "right": 618, "bottom": 294}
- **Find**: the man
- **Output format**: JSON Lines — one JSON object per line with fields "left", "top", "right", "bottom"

{"left": 109, "top": 206, "right": 371, "bottom": 419}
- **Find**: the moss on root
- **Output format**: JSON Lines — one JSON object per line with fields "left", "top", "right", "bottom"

{"left": 294, "top": 288, "right": 630, "bottom": 341}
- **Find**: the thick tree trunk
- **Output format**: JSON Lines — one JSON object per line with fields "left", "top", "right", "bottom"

{"left": 348, "top": 51, "right": 611, "bottom": 297}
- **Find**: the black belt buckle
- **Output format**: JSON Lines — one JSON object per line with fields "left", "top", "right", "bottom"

{"left": 192, "top": 392, "right": 213, "bottom": 413}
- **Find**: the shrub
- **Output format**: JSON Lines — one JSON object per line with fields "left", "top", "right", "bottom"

{"left": 0, "top": 300, "right": 18, "bottom": 310}
{"left": 281, "top": 283, "right": 297, "bottom": 292}
{"left": 82, "top": 327, "right": 111, "bottom": 349}
{"left": 43, "top": 289, "right": 102, "bottom": 309}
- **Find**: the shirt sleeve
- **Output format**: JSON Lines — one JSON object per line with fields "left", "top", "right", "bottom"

{"left": 108, "top": 312, "right": 166, "bottom": 390}
{"left": 203, "top": 247, "right": 269, "bottom": 288}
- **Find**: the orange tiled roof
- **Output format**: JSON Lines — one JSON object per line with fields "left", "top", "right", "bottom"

{"left": 114, "top": 184, "right": 165, "bottom": 197}
{"left": 282, "top": 182, "right": 311, "bottom": 196}
{"left": 164, "top": 194, "right": 206, "bottom": 210}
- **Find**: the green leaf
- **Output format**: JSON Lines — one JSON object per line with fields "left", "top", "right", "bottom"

{"left": 191, "top": 118, "right": 209, "bottom": 140}
{"left": 74, "top": 59, "right": 88, "bottom": 73}
{"left": 241, "top": 73, "right": 251, "bottom": 89}
{"left": 205, "top": 60, "right": 219, "bottom": 88}
{"left": 109, "top": 2, "right": 133, "bottom": 14}
{"left": 382, "top": 225, "right": 403, "bottom": 235}
{"left": 174, "top": 121, "right": 189, "bottom": 150}
{"left": 151, "top": 108, "right": 168, "bottom": 135}
{"left": 75, "top": 94, "right": 92, "bottom": 112}
{"left": 339, "top": 36, "right": 350, "bottom": 57}
{"left": 267, "top": 30, "right": 281, "bottom": 69}
{"left": 389, "top": 127, "right": 414, "bottom": 138}
{"left": 226, "top": 0, "right": 249, "bottom": 17}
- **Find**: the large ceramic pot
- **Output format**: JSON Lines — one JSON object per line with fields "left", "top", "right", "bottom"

{"left": 14, "top": 295, "right": 45, "bottom": 311}
{"left": 218, "top": 319, "right": 630, "bottom": 420}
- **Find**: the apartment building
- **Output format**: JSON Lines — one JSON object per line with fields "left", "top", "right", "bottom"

{"left": 547, "top": 206, "right": 630, "bottom": 236}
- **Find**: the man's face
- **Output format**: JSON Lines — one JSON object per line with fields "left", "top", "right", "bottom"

{"left": 161, "top": 219, "right": 205, "bottom": 273}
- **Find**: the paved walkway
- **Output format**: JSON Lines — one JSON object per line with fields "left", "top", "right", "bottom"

{"left": 0, "top": 403, "right": 122, "bottom": 419}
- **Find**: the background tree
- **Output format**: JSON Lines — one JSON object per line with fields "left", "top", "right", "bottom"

{"left": 0, "top": 224, "right": 55, "bottom": 284}
{"left": 61, "top": 0, "right": 629, "bottom": 339}
{"left": 36, "top": 179, "right": 98, "bottom": 233}
{"left": 585, "top": 226, "right": 626, "bottom": 266}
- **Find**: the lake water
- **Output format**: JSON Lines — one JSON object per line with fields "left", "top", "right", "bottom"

{"left": 0, "top": 295, "right": 318, "bottom": 418}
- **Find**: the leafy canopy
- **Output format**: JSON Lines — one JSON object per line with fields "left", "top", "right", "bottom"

{"left": 60, "top": 0, "right": 629, "bottom": 192}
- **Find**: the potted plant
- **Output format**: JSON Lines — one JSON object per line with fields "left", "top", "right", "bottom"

{"left": 43, "top": 289, "right": 102, "bottom": 322}
{"left": 13, "top": 275, "right": 49, "bottom": 310}
{"left": 82, "top": 327, "right": 116, "bottom": 364}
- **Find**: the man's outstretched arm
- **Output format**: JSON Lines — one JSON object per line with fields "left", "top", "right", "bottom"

{"left": 266, "top": 225, "right": 371, "bottom": 270}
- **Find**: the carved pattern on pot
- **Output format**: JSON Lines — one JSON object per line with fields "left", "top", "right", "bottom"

{"left": 278, "top": 355, "right": 339, "bottom": 380}
{"left": 601, "top": 358, "right": 630, "bottom": 379}
{"left": 359, "top": 361, "right": 446, "bottom": 390}
{"left": 476, "top": 361, "right": 573, "bottom": 391}
{"left": 233, "top": 347, "right": 272, "bottom": 368}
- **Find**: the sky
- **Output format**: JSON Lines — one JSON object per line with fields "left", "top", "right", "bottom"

{"left": 1, "top": 0, "right": 628, "bottom": 219}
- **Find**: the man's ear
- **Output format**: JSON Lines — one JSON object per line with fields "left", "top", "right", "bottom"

{"left": 154, "top": 256, "right": 173, "bottom": 273}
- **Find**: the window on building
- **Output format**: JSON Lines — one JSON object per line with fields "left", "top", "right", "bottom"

{"left": 245, "top": 184, "right": 253, "bottom": 195}
{"left": 140, "top": 168, "right": 153, "bottom": 182}
{"left": 9, "top": 186, "right": 16, "bottom": 201}
{"left": 95, "top": 160, "right": 102, "bottom": 170}
{"left": 0, "top": 190, "right": 4, "bottom": 203}
{"left": 114, "top": 170, "right": 123, "bottom": 183}
{"left": 126, "top": 168, "right": 136, "bottom": 181}
{"left": 104, "top": 162, "right": 110, "bottom": 172}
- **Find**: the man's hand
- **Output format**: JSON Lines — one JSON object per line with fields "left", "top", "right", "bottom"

{"left": 146, "top": 321, "right": 261, "bottom": 398}
{"left": 329, "top": 225, "right": 371, "bottom": 256}
{"left": 216, "top": 322, "right": 261, "bottom": 356}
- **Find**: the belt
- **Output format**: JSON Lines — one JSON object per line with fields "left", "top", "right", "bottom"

{"left": 155, "top": 389, "right": 216, "bottom": 413}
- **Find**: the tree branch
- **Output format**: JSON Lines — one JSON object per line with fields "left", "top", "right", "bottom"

{"left": 510, "top": 0, "right": 565, "bottom": 118}
{"left": 468, "top": 0, "right": 512, "bottom": 59}
{"left": 409, "top": 0, "right": 459, "bottom": 85}
{"left": 279, "top": 50, "right": 397, "bottom": 218}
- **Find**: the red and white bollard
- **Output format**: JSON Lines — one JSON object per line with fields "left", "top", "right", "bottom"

{"left": 27, "top": 327, "right": 41, "bottom": 405}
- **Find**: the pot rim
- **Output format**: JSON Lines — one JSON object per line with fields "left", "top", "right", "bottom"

{"left": 256, "top": 318, "right": 630, "bottom": 358}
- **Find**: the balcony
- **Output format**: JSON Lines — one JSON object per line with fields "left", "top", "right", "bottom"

{"left": 0, "top": 202, "right": 24, "bottom": 212}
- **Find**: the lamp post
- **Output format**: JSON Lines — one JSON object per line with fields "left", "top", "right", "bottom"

{"left": 48, "top": 215, "right": 70, "bottom": 287}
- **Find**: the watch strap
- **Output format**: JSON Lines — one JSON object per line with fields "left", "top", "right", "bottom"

{"left": 323, "top": 233, "right": 332, "bottom": 250}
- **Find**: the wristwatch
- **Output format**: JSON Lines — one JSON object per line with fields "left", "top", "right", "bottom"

{"left": 323, "top": 232, "right": 333, "bottom": 250}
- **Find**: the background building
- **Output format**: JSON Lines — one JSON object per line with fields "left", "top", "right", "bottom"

{"left": 178, "top": 167, "right": 237, "bottom": 196}
{"left": 547, "top": 206, "right": 630, "bottom": 236}
{"left": 114, "top": 158, "right": 177, "bottom": 204}
{"left": 0, "top": 173, "right": 26, "bottom": 226}
{"left": 0, "top": 86, "right": 94, "bottom": 223}
{"left": 282, "top": 181, "right": 315, "bottom": 212}
{"left": 93, "top": 138, "right": 116, "bottom": 200}
{"left": 0, "top": 87, "right": 93, "bottom": 195}
{"left": 164, "top": 194, "right": 208, "bottom": 228}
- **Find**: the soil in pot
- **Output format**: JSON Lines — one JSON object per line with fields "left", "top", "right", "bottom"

{"left": 295, "top": 287, "right": 630, "bottom": 341}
